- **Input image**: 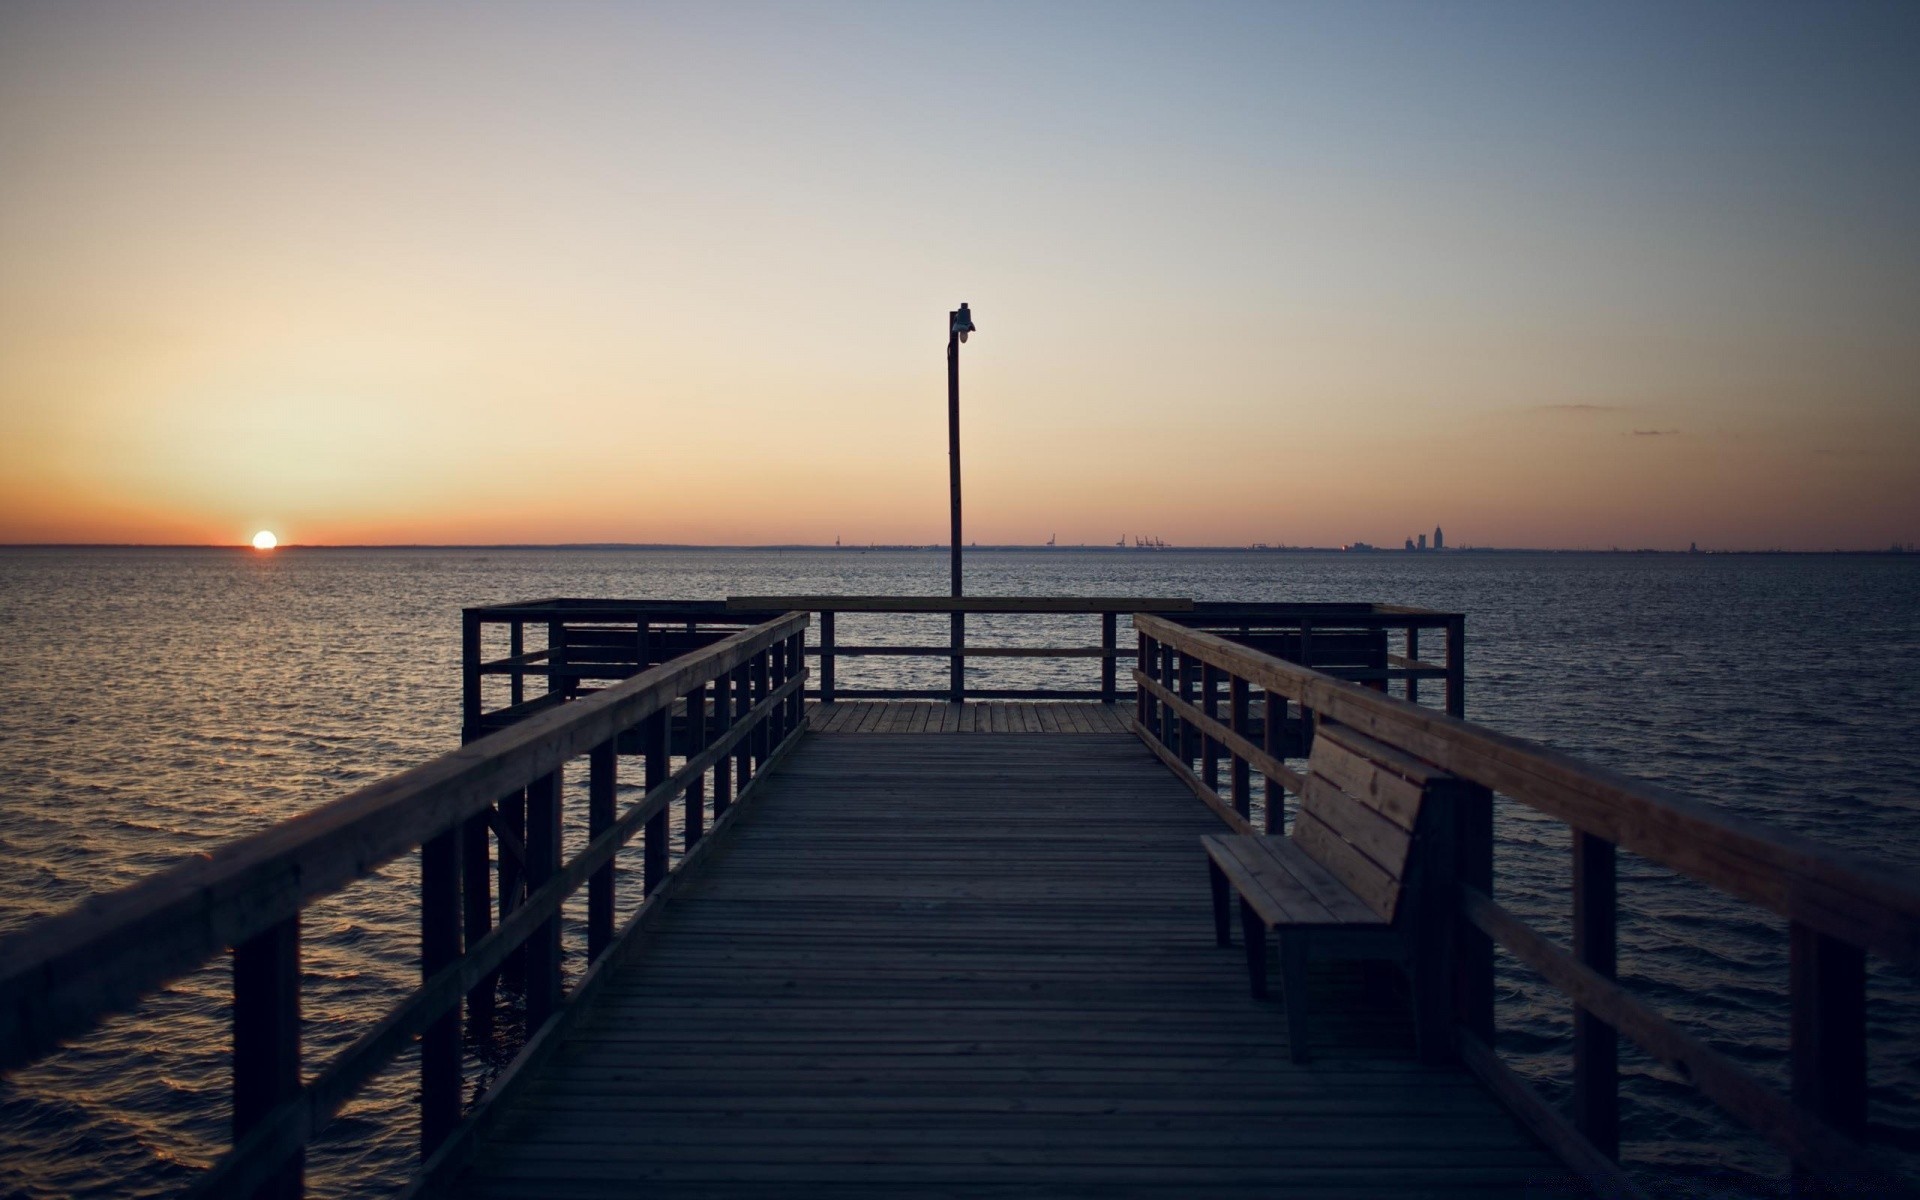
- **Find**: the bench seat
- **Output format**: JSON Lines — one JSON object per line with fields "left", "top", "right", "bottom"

{"left": 1203, "top": 720, "right": 1464, "bottom": 1062}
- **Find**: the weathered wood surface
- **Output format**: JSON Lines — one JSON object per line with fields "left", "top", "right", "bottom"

{"left": 807, "top": 700, "right": 1131, "bottom": 734}
{"left": 451, "top": 731, "right": 1556, "bottom": 1198}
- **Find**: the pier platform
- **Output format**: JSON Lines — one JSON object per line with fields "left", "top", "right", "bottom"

{"left": 453, "top": 715, "right": 1557, "bottom": 1198}
{"left": 9, "top": 600, "right": 1905, "bottom": 1198}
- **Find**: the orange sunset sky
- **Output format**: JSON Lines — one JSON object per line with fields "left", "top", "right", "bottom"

{"left": 2, "top": 3, "right": 1916, "bottom": 551}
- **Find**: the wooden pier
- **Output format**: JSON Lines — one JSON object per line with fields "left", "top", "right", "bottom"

{"left": 451, "top": 724, "right": 1557, "bottom": 1198}
{"left": 3, "top": 597, "right": 1916, "bottom": 1199}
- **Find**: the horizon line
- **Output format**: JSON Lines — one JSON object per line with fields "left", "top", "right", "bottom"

{"left": 2, "top": 542, "right": 1912, "bottom": 556}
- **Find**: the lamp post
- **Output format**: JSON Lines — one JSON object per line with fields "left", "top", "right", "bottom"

{"left": 947, "top": 302, "right": 975, "bottom": 703}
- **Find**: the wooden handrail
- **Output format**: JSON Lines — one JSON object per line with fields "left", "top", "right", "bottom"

{"left": 1133, "top": 612, "right": 1920, "bottom": 966}
{"left": 0, "top": 611, "right": 808, "bottom": 1070}
{"left": 0, "top": 611, "right": 810, "bottom": 1199}
{"left": 1131, "top": 609, "right": 1919, "bottom": 1190}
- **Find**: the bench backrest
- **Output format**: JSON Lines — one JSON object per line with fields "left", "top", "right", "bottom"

{"left": 1292, "top": 721, "right": 1456, "bottom": 922}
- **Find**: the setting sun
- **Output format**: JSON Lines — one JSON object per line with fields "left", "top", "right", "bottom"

{"left": 252, "top": 531, "right": 278, "bottom": 551}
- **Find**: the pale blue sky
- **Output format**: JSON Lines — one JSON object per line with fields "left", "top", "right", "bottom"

{"left": 2, "top": 1, "right": 1915, "bottom": 547}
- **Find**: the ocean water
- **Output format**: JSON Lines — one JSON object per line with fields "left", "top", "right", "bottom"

{"left": 0, "top": 546, "right": 1916, "bottom": 1197}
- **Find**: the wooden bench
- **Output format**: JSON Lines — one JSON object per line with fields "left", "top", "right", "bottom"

{"left": 1203, "top": 721, "right": 1465, "bottom": 1062}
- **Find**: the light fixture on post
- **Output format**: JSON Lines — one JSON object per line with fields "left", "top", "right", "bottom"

{"left": 947, "top": 302, "right": 975, "bottom": 703}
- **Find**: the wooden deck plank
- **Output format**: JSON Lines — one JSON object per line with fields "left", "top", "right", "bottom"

{"left": 455, "top": 731, "right": 1553, "bottom": 1197}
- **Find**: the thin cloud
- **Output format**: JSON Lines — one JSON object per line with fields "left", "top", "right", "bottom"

{"left": 1630, "top": 429, "right": 1680, "bottom": 437}
{"left": 1533, "top": 403, "right": 1624, "bottom": 413}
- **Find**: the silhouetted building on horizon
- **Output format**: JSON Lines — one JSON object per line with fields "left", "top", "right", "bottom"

{"left": 1435, "top": 526, "right": 1444, "bottom": 550}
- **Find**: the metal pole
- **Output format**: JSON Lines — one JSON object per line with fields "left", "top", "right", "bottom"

{"left": 947, "top": 322, "right": 964, "bottom": 702}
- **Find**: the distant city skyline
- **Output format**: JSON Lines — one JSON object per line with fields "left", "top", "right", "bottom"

{"left": 2, "top": 2, "right": 1916, "bottom": 551}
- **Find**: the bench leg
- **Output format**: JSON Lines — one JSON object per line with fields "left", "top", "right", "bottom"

{"left": 1282, "top": 931, "right": 1311, "bottom": 1063}
{"left": 1239, "top": 899, "right": 1268, "bottom": 999}
{"left": 1208, "top": 860, "right": 1232, "bottom": 947}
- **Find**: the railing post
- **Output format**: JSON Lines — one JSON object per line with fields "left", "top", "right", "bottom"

{"left": 497, "top": 787, "right": 526, "bottom": 990}
{"left": 1790, "top": 922, "right": 1867, "bottom": 1187}
{"left": 233, "top": 915, "right": 302, "bottom": 1200}
{"left": 524, "top": 770, "right": 562, "bottom": 1030}
{"left": 1229, "top": 675, "right": 1251, "bottom": 820}
{"left": 460, "top": 610, "right": 482, "bottom": 741}
{"left": 1453, "top": 782, "right": 1496, "bottom": 1045}
{"left": 1101, "top": 612, "right": 1118, "bottom": 704}
{"left": 683, "top": 683, "right": 707, "bottom": 850}
{"left": 949, "top": 611, "right": 965, "bottom": 704}
{"left": 1136, "top": 633, "right": 1152, "bottom": 729}
{"left": 733, "top": 665, "right": 753, "bottom": 790}
{"left": 1177, "top": 652, "right": 1195, "bottom": 766}
{"left": 588, "top": 742, "right": 617, "bottom": 959}
{"left": 819, "top": 611, "right": 836, "bottom": 704}
{"left": 713, "top": 662, "right": 734, "bottom": 819}
{"left": 1158, "top": 642, "right": 1177, "bottom": 749}
{"left": 509, "top": 620, "right": 524, "bottom": 707}
{"left": 1445, "top": 615, "right": 1466, "bottom": 719}
{"left": 644, "top": 708, "right": 669, "bottom": 895}
{"left": 547, "top": 619, "right": 570, "bottom": 700}
{"left": 420, "top": 829, "right": 461, "bottom": 1157}
{"left": 1201, "top": 664, "right": 1221, "bottom": 791}
{"left": 750, "top": 650, "right": 770, "bottom": 767}
{"left": 1573, "top": 831, "right": 1619, "bottom": 1159}
{"left": 1405, "top": 625, "right": 1421, "bottom": 706}
{"left": 635, "top": 618, "right": 652, "bottom": 671}
{"left": 788, "top": 630, "right": 807, "bottom": 733}
{"left": 1262, "top": 685, "right": 1284, "bottom": 833}
{"left": 771, "top": 639, "right": 789, "bottom": 741}
{"left": 460, "top": 809, "right": 494, "bottom": 1042}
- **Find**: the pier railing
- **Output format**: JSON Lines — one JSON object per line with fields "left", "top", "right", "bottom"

{"left": 0, "top": 611, "right": 810, "bottom": 1199}
{"left": 1133, "top": 611, "right": 1918, "bottom": 1191}
{"left": 724, "top": 596, "right": 1460, "bottom": 706}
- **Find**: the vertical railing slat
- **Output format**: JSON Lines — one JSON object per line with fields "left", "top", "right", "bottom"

{"left": 1262, "top": 684, "right": 1284, "bottom": 833}
{"left": 461, "top": 810, "right": 494, "bottom": 1042}
{"left": 524, "top": 770, "right": 562, "bottom": 1030}
{"left": 712, "top": 660, "right": 734, "bottom": 819}
{"left": 1229, "top": 675, "right": 1251, "bottom": 820}
{"left": 460, "top": 611, "right": 482, "bottom": 741}
{"left": 819, "top": 611, "right": 836, "bottom": 705}
{"left": 1200, "top": 663, "right": 1220, "bottom": 791}
{"left": 1572, "top": 831, "right": 1619, "bottom": 1159}
{"left": 684, "top": 683, "right": 707, "bottom": 849}
{"left": 1790, "top": 922, "right": 1867, "bottom": 1186}
{"left": 1445, "top": 615, "right": 1466, "bottom": 719}
{"left": 1454, "top": 782, "right": 1496, "bottom": 1045}
{"left": 788, "top": 630, "right": 807, "bottom": 733}
{"left": 1405, "top": 625, "right": 1421, "bottom": 706}
{"left": 420, "top": 830, "right": 461, "bottom": 1156}
{"left": 1101, "top": 612, "right": 1118, "bottom": 704}
{"left": 233, "top": 915, "right": 302, "bottom": 1200}
{"left": 588, "top": 742, "right": 617, "bottom": 960}
{"left": 643, "top": 709, "right": 668, "bottom": 895}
